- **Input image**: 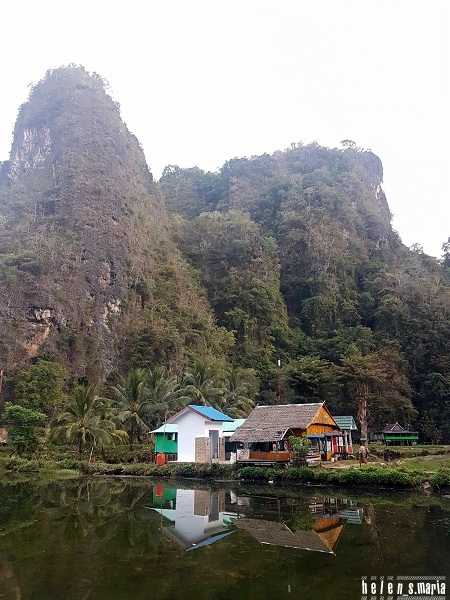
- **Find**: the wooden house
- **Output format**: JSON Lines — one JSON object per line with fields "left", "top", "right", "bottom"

{"left": 332, "top": 415, "right": 358, "bottom": 456}
{"left": 382, "top": 423, "right": 418, "bottom": 446}
{"left": 151, "top": 424, "right": 178, "bottom": 462}
{"left": 230, "top": 402, "right": 342, "bottom": 463}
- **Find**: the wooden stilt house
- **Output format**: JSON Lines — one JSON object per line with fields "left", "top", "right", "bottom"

{"left": 230, "top": 402, "right": 342, "bottom": 464}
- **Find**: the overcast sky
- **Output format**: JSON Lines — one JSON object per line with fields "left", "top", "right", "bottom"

{"left": 1, "top": 0, "right": 448, "bottom": 256}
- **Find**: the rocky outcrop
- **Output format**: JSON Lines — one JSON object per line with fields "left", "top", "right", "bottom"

{"left": 0, "top": 66, "right": 219, "bottom": 379}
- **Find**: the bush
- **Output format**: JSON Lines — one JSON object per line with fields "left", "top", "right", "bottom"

{"left": 4, "top": 404, "right": 47, "bottom": 455}
{"left": 4, "top": 456, "right": 81, "bottom": 473}
{"left": 174, "top": 463, "right": 233, "bottom": 479}
{"left": 237, "top": 464, "right": 421, "bottom": 488}
{"left": 100, "top": 445, "right": 153, "bottom": 464}
{"left": 238, "top": 466, "right": 280, "bottom": 481}
{"left": 80, "top": 461, "right": 235, "bottom": 479}
{"left": 430, "top": 469, "right": 450, "bottom": 489}
{"left": 80, "top": 461, "right": 139, "bottom": 477}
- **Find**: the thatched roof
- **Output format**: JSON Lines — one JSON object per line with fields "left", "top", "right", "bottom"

{"left": 230, "top": 403, "right": 323, "bottom": 443}
{"left": 235, "top": 517, "right": 343, "bottom": 554}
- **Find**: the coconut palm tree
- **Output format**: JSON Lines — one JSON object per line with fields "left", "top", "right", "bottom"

{"left": 183, "top": 361, "right": 223, "bottom": 406}
{"left": 219, "top": 366, "right": 257, "bottom": 417}
{"left": 144, "top": 366, "right": 190, "bottom": 428}
{"left": 110, "top": 369, "right": 150, "bottom": 448}
{"left": 55, "top": 384, "right": 127, "bottom": 457}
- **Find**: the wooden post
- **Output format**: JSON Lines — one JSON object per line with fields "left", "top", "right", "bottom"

{"left": 344, "top": 430, "right": 349, "bottom": 455}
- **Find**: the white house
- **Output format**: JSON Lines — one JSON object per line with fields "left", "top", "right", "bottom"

{"left": 166, "top": 404, "right": 234, "bottom": 463}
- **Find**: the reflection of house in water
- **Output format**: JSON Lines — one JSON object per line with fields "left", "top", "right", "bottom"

{"left": 232, "top": 494, "right": 364, "bottom": 555}
{"left": 148, "top": 485, "right": 237, "bottom": 551}
{"left": 235, "top": 516, "right": 344, "bottom": 554}
{"left": 148, "top": 485, "right": 364, "bottom": 555}
{"left": 308, "top": 496, "right": 364, "bottom": 525}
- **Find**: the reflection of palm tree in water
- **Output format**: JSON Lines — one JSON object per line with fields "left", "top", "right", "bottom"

{"left": 41, "top": 479, "right": 157, "bottom": 560}
{"left": 0, "top": 557, "right": 22, "bottom": 600}
{"left": 2, "top": 480, "right": 170, "bottom": 600}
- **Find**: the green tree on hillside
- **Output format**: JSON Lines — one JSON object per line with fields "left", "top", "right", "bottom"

{"left": 5, "top": 403, "right": 46, "bottom": 455}
{"left": 54, "top": 385, "right": 126, "bottom": 457}
{"left": 14, "top": 359, "right": 66, "bottom": 420}
{"left": 144, "top": 366, "right": 190, "bottom": 427}
{"left": 183, "top": 361, "right": 223, "bottom": 406}
{"left": 284, "top": 356, "right": 338, "bottom": 404}
{"left": 340, "top": 349, "right": 414, "bottom": 443}
{"left": 219, "top": 367, "right": 258, "bottom": 417}
{"left": 110, "top": 369, "right": 150, "bottom": 448}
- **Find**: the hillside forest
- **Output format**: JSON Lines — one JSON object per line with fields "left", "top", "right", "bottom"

{"left": 0, "top": 66, "right": 449, "bottom": 455}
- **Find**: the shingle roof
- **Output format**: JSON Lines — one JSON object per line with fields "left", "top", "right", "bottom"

{"left": 230, "top": 403, "right": 324, "bottom": 443}
{"left": 188, "top": 405, "right": 233, "bottom": 422}
{"left": 333, "top": 416, "right": 358, "bottom": 431}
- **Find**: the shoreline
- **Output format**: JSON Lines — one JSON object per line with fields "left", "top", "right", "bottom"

{"left": 2, "top": 455, "right": 449, "bottom": 495}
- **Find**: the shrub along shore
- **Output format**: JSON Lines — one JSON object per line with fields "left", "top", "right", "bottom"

{"left": 2, "top": 454, "right": 450, "bottom": 493}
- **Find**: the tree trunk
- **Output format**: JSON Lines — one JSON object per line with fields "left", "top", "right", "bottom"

{"left": 129, "top": 422, "right": 134, "bottom": 449}
{"left": 78, "top": 434, "right": 83, "bottom": 458}
{"left": 358, "top": 383, "right": 369, "bottom": 446}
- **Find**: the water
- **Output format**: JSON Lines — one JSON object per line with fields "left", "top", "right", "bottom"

{"left": 0, "top": 477, "right": 449, "bottom": 599}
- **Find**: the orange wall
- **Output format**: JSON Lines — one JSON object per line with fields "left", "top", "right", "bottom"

{"left": 306, "top": 405, "right": 338, "bottom": 435}
{"left": 307, "top": 423, "right": 336, "bottom": 435}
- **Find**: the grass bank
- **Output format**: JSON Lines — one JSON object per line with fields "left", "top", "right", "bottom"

{"left": 2, "top": 452, "right": 449, "bottom": 492}
{"left": 0, "top": 454, "right": 80, "bottom": 479}
{"left": 368, "top": 443, "right": 450, "bottom": 459}
{"left": 236, "top": 464, "right": 450, "bottom": 491}
{"left": 80, "top": 460, "right": 450, "bottom": 492}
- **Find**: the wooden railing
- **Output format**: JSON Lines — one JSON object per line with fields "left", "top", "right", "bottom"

{"left": 247, "top": 450, "right": 291, "bottom": 462}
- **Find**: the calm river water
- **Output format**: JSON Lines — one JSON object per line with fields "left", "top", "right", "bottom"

{"left": 0, "top": 477, "right": 449, "bottom": 599}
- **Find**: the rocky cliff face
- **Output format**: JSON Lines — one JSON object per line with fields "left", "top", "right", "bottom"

{"left": 161, "top": 143, "right": 398, "bottom": 333}
{"left": 0, "top": 66, "right": 222, "bottom": 379}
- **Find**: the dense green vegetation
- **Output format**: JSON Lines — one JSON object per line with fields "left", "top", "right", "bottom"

{"left": 0, "top": 66, "right": 449, "bottom": 448}
{"left": 1, "top": 360, "right": 255, "bottom": 459}
{"left": 236, "top": 464, "right": 450, "bottom": 490}
{"left": 161, "top": 145, "right": 450, "bottom": 442}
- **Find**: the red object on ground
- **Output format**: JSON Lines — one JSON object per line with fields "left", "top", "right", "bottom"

{"left": 156, "top": 453, "right": 167, "bottom": 466}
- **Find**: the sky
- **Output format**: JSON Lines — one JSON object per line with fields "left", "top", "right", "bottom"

{"left": 1, "top": 0, "right": 449, "bottom": 256}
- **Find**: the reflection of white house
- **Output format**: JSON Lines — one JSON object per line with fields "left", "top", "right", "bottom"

{"left": 166, "top": 405, "right": 234, "bottom": 463}
{"left": 151, "top": 488, "right": 237, "bottom": 550}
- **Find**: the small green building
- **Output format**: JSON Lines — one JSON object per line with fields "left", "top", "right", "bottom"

{"left": 152, "top": 424, "right": 178, "bottom": 460}
{"left": 382, "top": 422, "right": 418, "bottom": 446}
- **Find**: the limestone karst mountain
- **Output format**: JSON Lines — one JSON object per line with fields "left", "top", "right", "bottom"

{"left": 0, "top": 66, "right": 227, "bottom": 380}
{"left": 1, "top": 66, "right": 449, "bottom": 440}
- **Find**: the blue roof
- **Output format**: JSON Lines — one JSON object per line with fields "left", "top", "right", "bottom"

{"left": 223, "top": 418, "right": 246, "bottom": 432}
{"left": 189, "top": 405, "right": 233, "bottom": 422}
